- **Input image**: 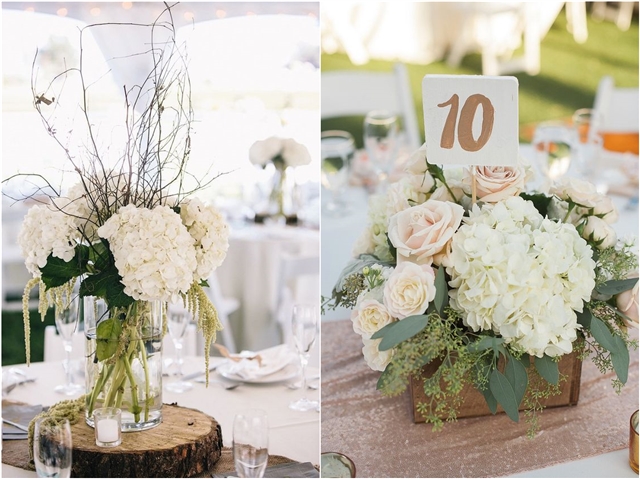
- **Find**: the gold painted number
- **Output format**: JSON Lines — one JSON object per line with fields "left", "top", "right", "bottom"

{"left": 437, "top": 93, "right": 495, "bottom": 152}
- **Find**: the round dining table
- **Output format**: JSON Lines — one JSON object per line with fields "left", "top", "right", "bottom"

{"left": 1, "top": 356, "right": 320, "bottom": 477}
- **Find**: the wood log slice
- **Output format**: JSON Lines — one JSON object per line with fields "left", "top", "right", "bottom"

{"left": 71, "top": 403, "right": 222, "bottom": 478}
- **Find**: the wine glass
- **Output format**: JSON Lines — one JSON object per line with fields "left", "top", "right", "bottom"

{"left": 532, "top": 121, "right": 577, "bottom": 186}
{"left": 321, "top": 130, "right": 355, "bottom": 216}
{"left": 233, "top": 409, "right": 269, "bottom": 478}
{"left": 54, "top": 288, "right": 83, "bottom": 395}
{"left": 33, "top": 417, "right": 72, "bottom": 478}
{"left": 363, "top": 110, "right": 399, "bottom": 190}
{"left": 572, "top": 108, "right": 607, "bottom": 192}
{"left": 289, "top": 304, "right": 319, "bottom": 412}
{"left": 164, "top": 305, "right": 193, "bottom": 393}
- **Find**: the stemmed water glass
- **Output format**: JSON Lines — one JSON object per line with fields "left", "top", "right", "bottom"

{"left": 288, "top": 304, "right": 319, "bottom": 412}
{"left": 364, "top": 110, "right": 399, "bottom": 191}
{"left": 532, "top": 121, "right": 577, "bottom": 186}
{"left": 164, "top": 305, "right": 193, "bottom": 393}
{"left": 572, "top": 108, "right": 607, "bottom": 192}
{"left": 321, "top": 130, "right": 355, "bottom": 216}
{"left": 33, "top": 417, "right": 72, "bottom": 478}
{"left": 233, "top": 409, "right": 269, "bottom": 478}
{"left": 54, "top": 288, "right": 83, "bottom": 395}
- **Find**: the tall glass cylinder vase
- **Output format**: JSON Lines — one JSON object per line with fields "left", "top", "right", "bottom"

{"left": 84, "top": 297, "right": 163, "bottom": 431}
{"left": 268, "top": 165, "right": 290, "bottom": 223}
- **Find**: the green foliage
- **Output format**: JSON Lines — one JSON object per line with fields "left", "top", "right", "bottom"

{"left": 520, "top": 193, "right": 553, "bottom": 217}
{"left": 522, "top": 369, "right": 565, "bottom": 438}
{"left": 95, "top": 317, "right": 122, "bottom": 361}
{"left": 40, "top": 246, "right": 90, "bottom": 289}
{"left": 595, "top": 278, "right": 638, "bottom": 297}
{"left": 534, "top": 355, "right": 559, "bottom": 385}
{"left": 489, "top": 369, "right": 519, "bottom": 422}
{"left": 371, "top": 314, "right": 429, "bottom": 351}
{"left": 594, "top": 243, "right": 639, "bottom": 286}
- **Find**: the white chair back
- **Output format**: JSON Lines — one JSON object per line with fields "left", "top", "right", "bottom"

{"left": 593, "top": 76, "right": 640, "bottom": 134}
{"left": 321, "top": 63, "right": 421, "bottom": 150}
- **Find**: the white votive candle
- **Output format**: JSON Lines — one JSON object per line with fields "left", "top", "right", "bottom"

{"left": 97, "top": 418, "right": 120, "bottom": 443}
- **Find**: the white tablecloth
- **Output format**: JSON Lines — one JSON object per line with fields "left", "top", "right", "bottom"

{"left": 219, "top": 224, "right": 319, "bottom": 352}
{"left": 1, "top": 357, "right": 320, "bottom": 477}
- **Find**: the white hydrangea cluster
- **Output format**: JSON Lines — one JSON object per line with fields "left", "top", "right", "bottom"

{"left": 98, "top": 204, "right": 197, "bottom": 302}
{"left": 179, "top": 198, "right": 230, "bottom": 281}
{"left": 446, "top": 196, "right": 596, "bottom": 357}
{"left": 18, "top": 201, "right": 81, "bottom": 277}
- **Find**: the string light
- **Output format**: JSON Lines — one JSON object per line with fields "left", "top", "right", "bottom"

{"left": 90, "top": 7, "right": 101, "bottom": 17}
{"left": 122, "top": 2, "right": 132, "bottom": 10}
{"left": 56, "top": 7, "right": 68, "bottom": 17}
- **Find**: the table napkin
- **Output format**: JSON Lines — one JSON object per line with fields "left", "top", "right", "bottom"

{"left": 2, "top": 403, "right": 42, "bottom": 440}
{"left": 223, "top": 345, "right": 295, "bottom": 381}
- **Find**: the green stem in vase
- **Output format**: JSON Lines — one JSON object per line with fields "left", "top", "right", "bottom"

{"left": 88, "top": 363, "right": 114, "bottom": 416}
{"left": 138, "top": 338, "right": 151, "bottom": 422}
{"left": 104, "top": 358, "right": 126, "bottom": 407}
{"left": 122, "top": 349, "right": 141, "bottom": 423}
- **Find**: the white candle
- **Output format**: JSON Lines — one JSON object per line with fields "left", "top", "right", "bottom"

{"left": 97, "top": 418, "right": 120, "bottom": 443}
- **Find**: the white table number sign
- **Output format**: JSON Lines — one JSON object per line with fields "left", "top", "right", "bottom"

{"left": 423, "top": 75, "right": 519, "bottom": 166}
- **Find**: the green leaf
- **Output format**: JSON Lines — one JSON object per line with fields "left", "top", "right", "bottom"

{"left": 376, "top": 363, "right": 393, "bottom": 391}
{"left": 96, "top": 318, "right": 122, "bottom": 361}
{"left": 199, "top": 279, "right": 210, "bottom": 288}
{"left": 40, "top": 246, "right": 90, "bottom": 289}
{"left": 520, "top": 192, "right": 553, "bottom": 217}
{"left": 505, "top": 356, "right": 528, "bottom": 407}
{"left": 611, "top": 336, "right": 629, "bottom": 384}
{"left": 596, "top": 278, "right": 638, "bottom": 296}
{"left": 386, "top": 235, "right": 397, "bottom": 262}
{"left": 474, "top": 359, "right": 498, "bottom": 414}
{"left": 426, "top": 162, "right": 446, "bottom": 184}
{"left": 489, "top": 369, "right": 519, "bottom": 422}
{"left": 517, "top": 353, "right": 531, "bottom": 370}
{"left": 576, "top": 308, "right": 593, "bottom": 329}
{"left": 480, "top": 384, "right": 498, "bottom": 414}
{"left": 468, "top": 335, "right": 504, "bottom": 353}
{"left": 80, "top": 267, "right": 134, "bottom": 308}
{"left": 433, "top": 267, "right": 448, "bottom": 315}
{"left": 371, "top": 315, "right": 429, "bottom": 351}
{"left": 589, "top": 316, "right": 618, "bottom": 352}
{"left": 534, "top": 355, "right": 559, "bottom": 385}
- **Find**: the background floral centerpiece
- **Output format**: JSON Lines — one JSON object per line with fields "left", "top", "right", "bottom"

{"left": 6, "top": 6, "right": 230, "bottom": 430}
{"left": 249, "top": 136, "right": 311, "bottom": 222}
{"left": 324, "top": 145, "right": 638, "bottom": 435}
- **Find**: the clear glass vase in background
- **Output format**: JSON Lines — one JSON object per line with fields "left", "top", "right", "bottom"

{"left": 84, "top": 297, "right": 163, "bottom": 431}
{"left": 321, "top": 130, "right": 355, "bottom": 216}
{"left": 364, "top": 110, "right": 399, "bottom": 191}
{"left": 289, "top": 304, "right": 319, "bottom": 412}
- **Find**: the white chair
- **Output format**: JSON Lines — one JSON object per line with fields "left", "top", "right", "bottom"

{"left": 321, "top": 62, "right": 422, "bottom": 150}
{"left": 593, "top": 76, "right": 640, "bottom": 137}
{"left": 592, "top": 1, "right": 636, "bottom": 31}
{"left": 201, "top": 271, "right": 240, "bottom": 354}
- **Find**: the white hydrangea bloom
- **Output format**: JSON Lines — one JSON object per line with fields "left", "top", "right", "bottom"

{"left": 179, "top": 198, "right": 230, "bottom": 281}
{"left": 18, "top": 202, "right": 80, "bottom": 277}
{"left": 98, "top": 204, "right": 197, "bottom": 302}
{"left": 447, "top": 196, "right": 595, "bottom": 357}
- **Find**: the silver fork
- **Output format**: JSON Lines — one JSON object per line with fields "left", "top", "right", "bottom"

{"left": 2, "top": 378, "right": 36, "bottom": 394}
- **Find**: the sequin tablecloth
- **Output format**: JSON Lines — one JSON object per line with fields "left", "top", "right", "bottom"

{"left": 321, "top": 319, "right": 639, "bottom": 478}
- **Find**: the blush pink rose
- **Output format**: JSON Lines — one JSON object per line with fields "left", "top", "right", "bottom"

{"left": 388, "top": 200, "right": 464, "bottom": 265}
{"left": 617, "top": 274, "right": 639, "bottom": 329}
{"left": 464, "top": 165, "right": 530, "bottom": 203}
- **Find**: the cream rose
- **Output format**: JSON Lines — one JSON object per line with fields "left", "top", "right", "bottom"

{"left": 617, "top": 275, "right": 639, "bottom": 328}
{"left": 383, "top": 262, "right": 436, "bottom": 319}
{"left": 463, "top": 165, "right": 529, "bottom": 203}
{"left": 404, "top": 143, "right": 428, "bottom": 174}
{"left": 388, "top": 200, "right": 464, "bottom": 265}
{"left": 590, "top": 195, "right": 619, "bottom": 224}
{"left": 362, "top": 337, "right": 393, "bottom": 371}
{"left": 550, "top": 177, "right": 601, "bottom": 207}
{"left": 582, "top": 216, "right": 617, "bottom": 249}
{"left": 351, "top": 299, "right": 393, "bottom": 337}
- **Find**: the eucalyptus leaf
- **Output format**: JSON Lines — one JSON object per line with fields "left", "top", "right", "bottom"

{"left": 576, "top": 308, "right": 593, "bottom": 329}
{"left": 611, "top": 336, "right": 629, "bottom": 384}
{"left": 96, "top": 318, "right": 122, "bottom": 361}
{"left": 479, "top": 384, "right": 498, "bottom": 414}
{"left": 468, "top": 336, "right": 504, "bottom": 353}
{"left": 371, "top": 315, "right": 429, "bottom": 351}
{"left": 433, "top": 267, "right": 448, "bottom": 315}
{"left": 517, "top": 353, "right": 531, "bottom": 370}
{"left": 534, "top": 355, "right": 559, "bottom": 385}
{"left": 589, "top": 316, "right": 618, "bottom": 352}
{"left": 489, "top": 369, "right": 519, "bottom": 422}
{"left": 474, "top": 359, "right": 498, "bottom": 414}
{"left": 596, "top": 278, "right": 638, "bottom": 296}
{"left": 505, "top": 356, "right": 528, "bottom": 407}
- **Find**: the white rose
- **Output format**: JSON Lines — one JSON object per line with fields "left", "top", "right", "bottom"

{"left": 351, "top": 298, "right": 393, "bottom": 337}
{"left": 249, "top": 137, "right": 283, "bottom": 166}
{"left": 616, "top": 274, "right": 639, "bottom": 328}
{"left": 463, "top": 165, "right": 530, "bottom": 203}
{"left": 388, "top": 200, "right": 465, "bottom": 265}
{"left": 362, "top": 337, "right": 393, "bottom": 371}
{"left": 582, "top": 216, "right": 617, "bottom": 249}
{"left": 383, "top": 262, "right": 436, "bottom": 319}
{"left": 550, "top": 177, "right": 600, "bottom": 207}
{"left": 590, "top": 195, "right": 619, "bottom": 224}
{"left": 281, "top": 138, "right": 311, "bottom": 167}
{"left": 404, "top": 143, "right": 428, "bottom": 174}
{"left": 352, "top": 228, "right": 375, "bottom": 257}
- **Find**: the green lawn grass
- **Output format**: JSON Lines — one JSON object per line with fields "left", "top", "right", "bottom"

{"left": 321, "top": 7, "right": 639, "bottom": 145}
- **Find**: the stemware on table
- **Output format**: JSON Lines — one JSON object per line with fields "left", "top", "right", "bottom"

{"left": 363, "top": 110, "right": 399, "bottom": 191}
{"left": 33, "top": 417, "right": 72, "bottom": 478}
{"left": 321, "top": 130, "right": 355, "bottom": 216}
{"left": 54, "top": 286, "right": 83, "bottom": 395}
{"left": 531, "top": 121, "right": 577, "bottom": 184}
{"left": 289, "top": 304, "right": 319, "bottom": 412}
{"left": 233, "top": 409, "right": 269, "bottom": 478}
{"left": 164, "top": 303, "right": 193, "bottom": 393}
{"left": 572, "top": 108, "right": 607, "bottom": 191}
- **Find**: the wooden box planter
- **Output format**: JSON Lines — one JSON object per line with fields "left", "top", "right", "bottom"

{"left": 408, "top": 352, "right": 583, "bottom": 423}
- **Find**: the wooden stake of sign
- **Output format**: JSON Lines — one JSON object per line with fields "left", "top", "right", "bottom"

{"left": 423, "top": 75, "right": 519, "bottom": 168}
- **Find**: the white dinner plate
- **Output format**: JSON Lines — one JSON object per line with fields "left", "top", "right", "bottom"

{"left": 217, "top": 360, "right": 299, "bottom": 384}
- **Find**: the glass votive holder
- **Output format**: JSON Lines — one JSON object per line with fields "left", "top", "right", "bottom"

{"left": 630, "top": 410, "right": 639, "bottom": 473}
{"left": 93, "top": 407, "right": 122, "bottom": 448}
